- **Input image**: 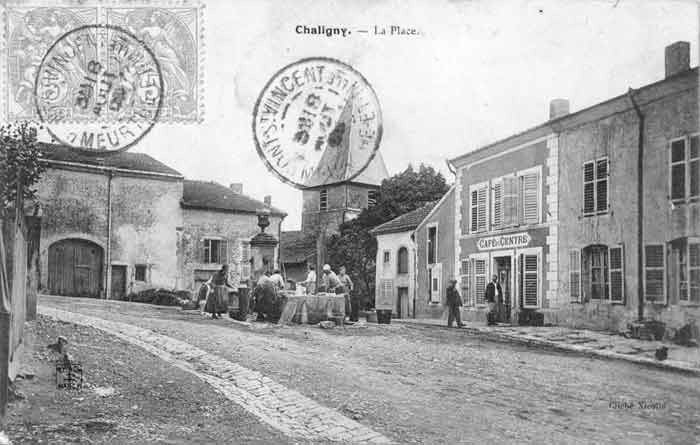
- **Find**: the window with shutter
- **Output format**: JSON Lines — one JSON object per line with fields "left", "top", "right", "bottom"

{"left": 492, "top": 179, "right": 503, "bottom": 229}
{"left": 596, "top": 159, "right": 609, "bottom": 212}
{"left": 503, "top": 175, "right": 519, "bottom": 227}
{"left": 670, "top": 139, "right": 686, "bottom": 202}
{"left": 520, "top": 172, "right": 539, "bottom": 224}
{"left": 429, "top": 263, "right": 442, "bottom": 303}
{"left": 474, "top": 259, "right": 486, "bottom": 305}
{"left": 569, "top": 249, "right": 581, "bottom": 302}
{"left": 477, "top": 187, "right": 487, "bottom": 231}
{"left": 522, "top": 254, "right": 539, "bottom": 308}
{"left": 219, "top": 240, "right": 228, "bottom": 265}
{"left": 644, "top": 244, "right": 666, "bottom": 303}
{"left": 203, "top": 238, "right": 222, "bottom": 264}
{"left": 689, "top": 242, "right": 700, "bottom": 304}
{"left": 470, "top": 190, "right": 478, "bottom": 232}
{"left": 583, "top": 161, "right": 595, "bottom": 214}
{"left": 460, "top": 259, "right": 471, "bottom": 306}
{"left": 609, "top": 245, "right": 624, "bottom": 303}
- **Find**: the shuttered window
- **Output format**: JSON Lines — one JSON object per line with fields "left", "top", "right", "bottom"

{"left": 430, "top": 263, "right": 442, "bottom": 303}
{"left": 381, "top": 279, "right": 393, "bottom": 302}
{"left": 583, "top": 157, "right": 609, "bottom": 215}
{"left": 503, "top": 175, "right": 519, "bottom": 227}
{"left": 319, "top": 189, "right": 328, "bottom": 211}
{"left": 397, "top": 247, "right": 409, "bottom": 274}
{"left": 470, "top": 184, "right": 488, "bottom": 232}
{"left": 669, "top": 136, "right": 699, "bottom": 203}
{"left": 609, "top": 245, "right": 624, "bottom": 303}
{"left": 460, "top": 260, "right": 472, "bottom": 306}
{"left": 569, "top": 249, "right": 581, "bottom": 302}
{"left": 679, "top": 241, "right": 700, "bottom": 304}
{"left": 492, "top": 179, "right": 503, "bottom": 228}
{"left": 522, "top": 254, "right": 539, "bottom": 308}
{"left": 520, "top": 171, "right": 539, "bottom": 224}
{"left": 474, "top": 259, "right": 486, "bottom": 305}
{"left": 644, "top": 244, "right": 666, "bottom": 303}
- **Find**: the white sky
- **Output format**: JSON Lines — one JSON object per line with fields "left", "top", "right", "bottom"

{"left": 124, "top": 0, "right": 698, "bottom": 230}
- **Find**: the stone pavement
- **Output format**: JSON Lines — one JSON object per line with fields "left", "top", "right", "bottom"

{"left": 393, "top": 318, "right": 700, "bottom": 376}
{"left": 38, "top": 306, "right": 392, "bottom": 444}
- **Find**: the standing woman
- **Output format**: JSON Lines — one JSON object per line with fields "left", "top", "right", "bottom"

{"left": 206, "top": 264, "right": 233, "bottom": 319}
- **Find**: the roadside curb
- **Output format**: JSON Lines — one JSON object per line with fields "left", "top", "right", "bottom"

{"left": 393, "top": 320, "right": 700, "bottom": 377}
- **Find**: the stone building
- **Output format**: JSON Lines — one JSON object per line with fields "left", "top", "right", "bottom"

{"left": 438, "top": 41, "right": 699, "bottom": 334}
{"left": 280, "top": 153, "right": 389, "bottom": 284}
{"left": 36, "top": 144, "right": 285, "bottom": 299}
{"left": 369, "top": 202, "right": 437, "bottom": 319}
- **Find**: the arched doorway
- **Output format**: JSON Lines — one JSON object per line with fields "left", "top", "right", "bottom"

{"left": 48, "top": 239, "right": 103, "bottom": 298}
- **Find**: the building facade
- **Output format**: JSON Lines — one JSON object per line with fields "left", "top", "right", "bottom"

{"left": 414, "top": 187, "right": 455, "bottom": 319}
{"left": 446, "top": 42, "right": 699, "bottom": 334}
{"left": 36, "top": 145, "right": 285, "bottom": 299}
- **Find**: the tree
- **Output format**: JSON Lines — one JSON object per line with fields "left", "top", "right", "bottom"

{"left": 0, "top": 122, "right": 45, "bottom": 218}
{"left": 326, "top": 163, "right": 450, "bottom": 308}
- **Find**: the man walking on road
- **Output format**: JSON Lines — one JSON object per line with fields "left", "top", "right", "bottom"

{"left": 484, "top": 274, "right": 502, "bottom": 326}
{"left": 446, "top": 279, "right": 465, "bottom": 328}
{"left": 337, "top": 266, "right": 354, "bottom": 320}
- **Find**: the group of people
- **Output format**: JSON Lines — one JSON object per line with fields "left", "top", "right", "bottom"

{"left": 445, "top": 274, "right": 503, "bottom": 328}
{"left": 199, "top": 262, "right": 360, "bottom": 322}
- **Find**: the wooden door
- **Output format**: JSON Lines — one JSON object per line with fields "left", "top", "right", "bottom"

{"left": 110, "top": 265, "right": 127, "bottom": 300}
{"left": 397, "top": 287, "right": 409, "bottom": 318}
{"left": 48, "top": 239, "right": 103, "bottom": 298}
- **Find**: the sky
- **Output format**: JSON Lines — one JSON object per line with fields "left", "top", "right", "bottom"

{"left": 39, "top": 0, "right": 700, "bottom": 230}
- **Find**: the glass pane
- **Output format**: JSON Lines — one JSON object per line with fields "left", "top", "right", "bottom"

{"left": 691, "top": 136, "right": 699, "bottom": 158}
{"left": 690, "top": 244, "right": 700, "bottom": 267}
{"left": 671, "top": 139, "right": 686, "bottom": 162}
{"left": 671, "top": 164, "right": 685, "bottom": 200}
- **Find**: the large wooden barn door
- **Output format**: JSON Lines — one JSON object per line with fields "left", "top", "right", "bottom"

{"left": 48, "top": 239, "right": 103, "bottom": 298}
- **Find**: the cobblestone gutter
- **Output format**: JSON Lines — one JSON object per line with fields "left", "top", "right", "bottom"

{"left": 38, "top": 306, "right": 392, "bottom": 444}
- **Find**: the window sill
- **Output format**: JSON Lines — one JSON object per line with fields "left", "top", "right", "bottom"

{"left": 582, "top": 211, "right": 610, "bottom": 218}
{"left": 678, "top": 302, "right": 700, "bottom": 307}
{"left": 670, "top": 199, "right": 699, "bottom": 206}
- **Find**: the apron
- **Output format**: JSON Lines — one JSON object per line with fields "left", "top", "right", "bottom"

{"left": 205, "top": 285, "right": 228, "bottom": 314}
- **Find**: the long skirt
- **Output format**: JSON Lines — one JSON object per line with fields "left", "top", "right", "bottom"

{"left": 205, "top": 285, "right": 228, "bottom": 314}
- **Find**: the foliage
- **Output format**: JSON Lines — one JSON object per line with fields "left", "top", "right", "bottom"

{"left": 326, "top": 164, "right": 450, "bottom": 308}
{"left": 0, "top": 122, "right": 45, "bottom": 217}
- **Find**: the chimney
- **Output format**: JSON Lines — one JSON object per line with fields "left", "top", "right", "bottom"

{"left": 665, "top": 41, "right": 690, "bottom": 78}
{"left": 229, "top": 183, "right": 242, "bottom": 194}
{"left": 264, "top": 195, "right": 271, "bottom": 207}
{"left": 549, "top": 98, "right": 570, "bottom": 120}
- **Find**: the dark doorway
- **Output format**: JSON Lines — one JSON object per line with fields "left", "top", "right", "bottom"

{"left": 494, "top": 256, "right": 512, "bottom": 323}
{"left": 110, "top": 265, "right": 127, "bottom": 300}
{"left": 48, "top": 239, "right": 103, "bottom": 298}
{"left": 396, "top": 286, "right": 409, "bottom": 318}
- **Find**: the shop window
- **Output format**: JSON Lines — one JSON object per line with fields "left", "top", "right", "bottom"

{"left": 644, "top": 244, "right": 666, "bottom": 303}
{"left": 427, "top": 226, "right": 437, "bottom": 264}
{"left": 203, "top": 238, "right": 227, "bottom": 264}
{"left": 134, "top": 264, "right": 147, "bottom": 282}
{"left": 319, "top": 189, "right": 328, "bottom": 211}
{"left": 583, "top": 157, "right": 609, "bottom": 216}
{"left": 670, "top": 238, "right": 700, "bottom": 305}
{"left": 397, "top": 247, "right": 409, "bottom": 274}
{"left": 470, "top": 183, "right": 488, "bottom": 232}
{"left": 670, "top": 136, "right": 699, "bottom": 203}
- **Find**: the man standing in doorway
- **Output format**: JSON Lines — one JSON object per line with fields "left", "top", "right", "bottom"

{"left": 484, "top": 274, "right": 502, "bottom": 326}
{"left": 446, "top": 279, "right": 465, "bottom": 328}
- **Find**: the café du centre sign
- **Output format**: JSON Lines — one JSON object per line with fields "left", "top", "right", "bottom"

{"left": 477, "top": 232, "right": 531, "bottom": 251}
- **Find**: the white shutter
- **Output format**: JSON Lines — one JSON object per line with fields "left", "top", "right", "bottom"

{"left": 644, "top": 244, "right": 665, "bottom": 303}
{"left": 503, "top": 175, "right": 519, "bottom": 227}
{"left": 583, "top": 161, "right": 595, "bottom": 215}
{"left": 470, "top": 190, "right": 478, "bottom": 232}
{"left": 219, "top": 240, "right": 228, "bottom": 265}
{"left": 492, "top": 179, "right": 503, "bottom": 229}
{"left": 569, "top": 249, "right": 581, "bottom": 302}
{"left": 523, "top": 253, "right": 539, "bottom": 308}
{"left": 430, "top": 264, "right": 442, "bottom": 303}
{"left": 474, "top": 259, "right": 486, "bottom": 305}
{"left": 596, "top": 159, "right": 609, "bottom": 213}
{"left": 609, "top": 245, "right": 624, "bottom": 303}
{"left": 520, "top": 172, "right": 539, "bottom": 224}
{"left": 460, "top": 259, "right": 471, "bottom": 306}
{"left": 477, "top": 186, "right": 488, "bottom": 231}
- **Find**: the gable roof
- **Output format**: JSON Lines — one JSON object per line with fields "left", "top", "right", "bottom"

{"left": 304, "top": 150, "right": 390, "bottom": 188}
{"left": 280, "top": 230, "right": 317, "bottom": 264}
{"left": 39, "top": 143, "right": 183, "bottom": 177}
{"left": 181, "top": 180, "right": 287, "bottom": 217}
{"left": 369, "top": 201, "right": 438, "bottom": 236}
{"left": 415, "top": 185, "right": 455, "bottom": 231}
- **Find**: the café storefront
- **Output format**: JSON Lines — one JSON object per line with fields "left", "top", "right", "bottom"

{"left": 459, "top": 228, "right": 549, "bottom": 323}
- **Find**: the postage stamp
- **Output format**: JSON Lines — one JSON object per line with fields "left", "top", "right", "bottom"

{"left": 3, "top": 2, "right": 204, "bottom": 124}
{"left": 34, "top": 24, "right": 164, "bottom": 153}
{"left": 252, "top": 57, "right": 383, "bottom": 189}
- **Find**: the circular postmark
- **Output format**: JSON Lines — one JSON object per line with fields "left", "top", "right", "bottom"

{"left": 252, "top": 57, "right": 383, "bottom": 188}
{"left": 34, "top": 24, "right": 163, "bottom": 154}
